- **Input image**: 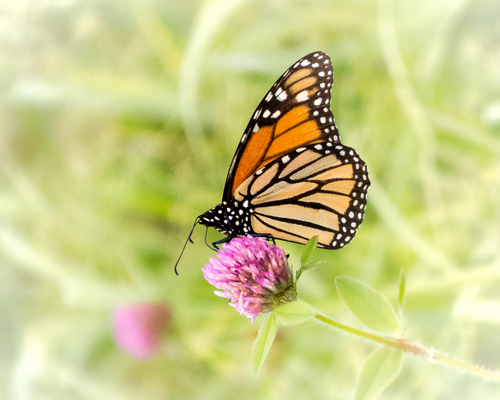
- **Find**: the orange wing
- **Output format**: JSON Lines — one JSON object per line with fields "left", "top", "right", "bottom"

{"left": 223, "top": 51, "right": 340, "bottom": 200}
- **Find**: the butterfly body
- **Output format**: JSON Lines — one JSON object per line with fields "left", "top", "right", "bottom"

{"left": 199, "top": 201, "right": 251, "bottom": 238}
{"left": 198, "top": 51, "right": 369, "bottom": 250}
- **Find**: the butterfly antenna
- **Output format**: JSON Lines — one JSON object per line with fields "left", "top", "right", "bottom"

{"left": 174, "top": 217, "right": 201, "bottom": 275}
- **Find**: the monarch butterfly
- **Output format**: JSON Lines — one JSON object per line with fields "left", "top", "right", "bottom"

{"left": 176, "top": 51, "right": 369, "bottom": 272}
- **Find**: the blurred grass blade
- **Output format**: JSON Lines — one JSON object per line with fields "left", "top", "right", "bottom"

{"left": 354, "top": 347, "right": 403, "bottom": 400}
{"left": 251, "top": 313, "right": 277, "bottom": 376}
{"left": 398, "top": 269, "right": 406, "bottom": 308}
{"left": 335, "top": 277, "right": 401, "bottom": 334}
{"left": 274, "top": 300, "right": 316, "bottom": 326}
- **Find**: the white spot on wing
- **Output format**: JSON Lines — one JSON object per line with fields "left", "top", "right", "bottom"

{"left": 277, "top": 90, "right": 287, "bottom": 101}
{"left": 296, "top": 90, "right": 309, "bottom": 102}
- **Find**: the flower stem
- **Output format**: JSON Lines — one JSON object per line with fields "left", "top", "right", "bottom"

{"left": 313, "top": 314, "right": 500, "bottom": 383}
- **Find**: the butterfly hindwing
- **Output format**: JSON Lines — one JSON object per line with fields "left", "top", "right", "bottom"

{"left": 232, "top": 141, "right": 369, "bottom": 249}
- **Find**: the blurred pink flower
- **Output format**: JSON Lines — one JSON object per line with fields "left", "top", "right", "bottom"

{"left": 202, "top": 236, "right": 296, "bottom": 323}
{"left": 112, "top": 303, "right": 171, "bottom": 359}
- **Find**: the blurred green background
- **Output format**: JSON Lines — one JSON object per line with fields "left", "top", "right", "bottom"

{"left": 1, "top": 0, "right": 500, "bottom": 398}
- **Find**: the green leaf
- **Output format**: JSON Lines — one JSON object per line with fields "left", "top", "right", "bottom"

{"left": 398, "top": 269, "right": 406, "bottom": 308}
{"left": 335, "top": 277, "right": 401, "bottom": 334}
{"left": 251, "top": 313, "right": 277, "bottom": 376}
{"left": 274, "top": 300, "right": 316, "bottom": 326}
{"left": 354, "top": 347, "right": 403, "bottom": 400}
{"left": 296, "top": 237, "right": 322, "bottom": 281}
{"left": 300, "top": 236, "right": 318, "bottom": 267}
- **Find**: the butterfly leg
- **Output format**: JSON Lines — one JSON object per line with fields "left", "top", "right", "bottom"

{"left": 210, "top": 235, "right": 234, "bottom": 250}
{"left": 210, "top": 233, "right": 275, "bottom": 250}
{"left": 250, "top": 232, "right": 276, "bottom": 245}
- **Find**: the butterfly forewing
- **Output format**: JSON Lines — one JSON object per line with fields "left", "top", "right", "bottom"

{"left": 223, "top": 51, "right": 340, "bottom": 200}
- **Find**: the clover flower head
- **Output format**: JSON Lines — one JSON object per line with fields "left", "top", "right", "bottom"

{"left": 202, "top": 236, "right": 296, "bottom": 322}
